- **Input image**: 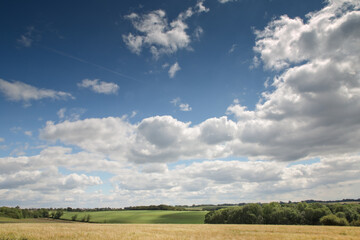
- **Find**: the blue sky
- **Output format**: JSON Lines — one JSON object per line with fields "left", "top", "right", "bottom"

{"left": 1, "top": 0, "right": 360, "bottom": 208}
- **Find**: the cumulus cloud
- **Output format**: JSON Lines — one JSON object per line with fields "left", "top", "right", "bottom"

{"left": 78, "top": 79, "right": 119, "bottom": 94}
{"left": 1, "top": 148, "right": 360, "bottom": 206}
{"left": 38, "top": 0, "right": 360, "bottom": 181}
{"left": 168, "top": 62, "right": 181, "bottom": 78}
{"left": 123, "top": 1, "right": 209, "bottom": 58}
{"left": 108, "top": 155, "right": 360, "bottom": 203}
{"left": 171, "top": 97, "right": 192, "bottom": 112}
{"left": 40, "top": 116, "right": 231, "bottom": 163}
{"left": 179, "top": 103, "right": 192, "bottom": 112}
{"left": 3, "top": 0, "right": 360, "bottom": 206}
{"left": 225, "top": 0, "right": 360, "bottom": 161}
{"left": 0, "top": 79, "right": 74, "bottom": 104}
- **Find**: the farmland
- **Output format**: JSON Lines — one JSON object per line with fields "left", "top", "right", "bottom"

{"left": 61, "top": 210, "right": 207, "bottom": 224}
{"left": 1, "top": 223, "right": 360, "bottom": 240}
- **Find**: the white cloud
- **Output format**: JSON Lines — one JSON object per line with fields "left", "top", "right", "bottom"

{"left": 168, "top": 62, "right": 181, "bottom": 78}
{"left": 108, "top": 155, "right": 360, "bottom": 203}
{"left": 123, "top": 1, "right": 209, "bottom": 58}
{"left": 179, "top": 103, "right": 192, "bottom": 112}
{"left": 228, "top": 44, "right": 237, "bottom": 54}
{"left": 194, "top": 26, "right": 204, "bottom": 41}
{"left": 17, "top": 26, "right": 36, "bottom": 47}
{"left": 170, "top": 97, "right": 181, "bottom": 106}
{"left": 130, "top": 111, "right": 137, "bottom": 118}
{"left": 0, "top": 79, "right": 74, "bottom": 104}
{"left": 39, "top": 1, "right": 360, "bottom": 165}
{"left": 57, "top": 108, "right": 66, "bottom": 119}
{"left": 40, "top": 116, "right": 230, "bottom": 164}
{"left": 198, "top": 117, "right": 236, "bottom": 144}
{"left": 57, "top": 108, "right": 86, "bottom": 122}
{"left": 24, "top": 131, "right": 32, "bottom": 137}
{"left": 171, "top": 97, "right": 192, "bottom": 112}
{"left": 3, "top": 0, "right": 360, "bottom": 206}
{"left": 253, "top": 0, "right": 360, "bottom": 71}
{"left": 196, "top": 0, "right": 210, "bottom": 13}
{"left": 0, "top": 138, "right": 4, "bottom": 143}
{"left": 225, "top": 0, "right": 360, "bottom": 161}
{"left": 78, "top": 79, "right": 119, "bottom": 94}
{"left": 218, "top": 0, "right": 236, "bottom": 3}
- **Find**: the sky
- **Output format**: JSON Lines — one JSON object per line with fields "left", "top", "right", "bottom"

{"left": 0, "top": 0, "right": 360, "bottom": 208}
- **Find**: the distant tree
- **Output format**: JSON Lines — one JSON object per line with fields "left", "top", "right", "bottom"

{"left": 304, "top": 203, "right": 331, "bottom": 225}
{"left": 53, "top": 210, "right": 64, "bottom": 219}
{"left": 86, "top": 214, "right": 91, "bottom": 222}
{"left": 71, "top": 214, "right": 78, "bottom": 221}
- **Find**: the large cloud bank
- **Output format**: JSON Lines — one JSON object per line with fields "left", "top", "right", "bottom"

{"left": 1, "top": 0, "right": 360, "bottom": 207}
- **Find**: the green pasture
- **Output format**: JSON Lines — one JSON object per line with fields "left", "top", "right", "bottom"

{"left": 61, "top": 210, "right": 208, "bottom": 224}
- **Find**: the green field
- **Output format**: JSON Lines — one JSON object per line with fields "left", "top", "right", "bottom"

{"left": 61, "top": 210, "right": 208, "bottom": 224}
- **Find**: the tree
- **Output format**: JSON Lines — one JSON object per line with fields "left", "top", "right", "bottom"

{"left": 53, "top": 210, "right": 64, "bottom": 219}
{"left": 71, "top": 214, "right": 78, "bottom": 221}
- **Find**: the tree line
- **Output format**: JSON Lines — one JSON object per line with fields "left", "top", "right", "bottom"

{"left": 124, "top": 204, "right": 186, "bottom": 211}
{"left": 0, "top": 206, "right": 64, "bottom": 219}
{"left": 204, "top": 202, "right": 360, "bottom": 226}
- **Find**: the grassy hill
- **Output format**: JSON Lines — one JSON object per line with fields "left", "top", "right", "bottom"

{"left": 61, "top": 210, "right": 208, "bottom": 224}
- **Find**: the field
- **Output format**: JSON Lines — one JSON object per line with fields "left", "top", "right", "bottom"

{"left": 0, "top": 217, "right": 56, "bottom": 224}
{"left": 61, "top": 210, "right": 207, "bottom": 224}
{"left": 1, "top": 223, "right": 360, "bottom": 240}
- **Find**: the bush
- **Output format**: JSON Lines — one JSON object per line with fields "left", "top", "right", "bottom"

{"left": 71, "top": 214, "right": 78, "bottom": 221}
{"left": 350, "top": 219, "right": 360, "bottom": 226}
{"left": 320, "top": 214, "right": 349, "bottom": 226}
{"left": 53, "top": 210, "right": 64, "bottom": 219}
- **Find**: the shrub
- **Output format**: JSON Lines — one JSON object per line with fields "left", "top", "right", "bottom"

{"left": 71, "top": 214, "right": 78, "bottom": 221}
{"left": 320, "top": 214, "right": 349, "bottom": 226}
{"left": 53, "top": 210, "right": 63, "bottom": 219}
{"left": 350, "top": 219, "right": 360, "bottom": 226}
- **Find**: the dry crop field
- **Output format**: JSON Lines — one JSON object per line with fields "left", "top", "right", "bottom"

{"left": 1, "top": 223, "right": 360, "bottom": 240}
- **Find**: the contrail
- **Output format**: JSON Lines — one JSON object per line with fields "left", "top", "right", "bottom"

{"left": 40, "top": 45, "right": 143, "bottom": 83}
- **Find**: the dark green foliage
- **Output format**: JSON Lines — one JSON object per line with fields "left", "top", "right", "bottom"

{"left": 0, "top": 207, "right": 23, "bottom": 219}
{"left": 124, "top": 204, "right": 185, "bottom": 211}
{"left": 263, "top": 203, "right": 303, "bottom": 225}
{"left": 328, "top": 204, "right": 360, "bottom": 223}
{"left": 303, "top": 203, "right": 331, "bottom": 225}
{"left": 71, "top": 214, "right": 78, "bottom": 221}
{"left": 53, "top": 210, "right": 64, "bottom": 219}
{"left": 351, "top": 219, "right": 360, "bottom": 226}
{"left": 0, "top": 207, "right": 49, "bottom": 220}
{"left": 79, "top": 214, "right": 91, "bottom": 222}
{"left": 204, "top": 208, "right": 230, "bottom": 224}
{"left": 320, "top": 214, "right": 349, "bottom": 226}
{"left": 227, "top": 204, "right": 263, "bottom": 224}
{"left": 205, "top": 202, "right": 360, "bottom": 226}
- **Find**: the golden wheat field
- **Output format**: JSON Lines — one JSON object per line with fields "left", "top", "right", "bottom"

{"left": 0, "top": 223, "right": 360, "bottom": 240}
